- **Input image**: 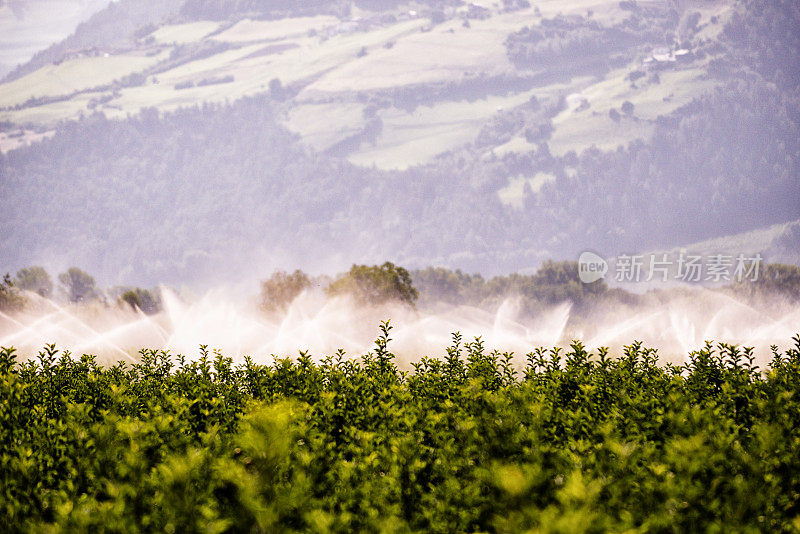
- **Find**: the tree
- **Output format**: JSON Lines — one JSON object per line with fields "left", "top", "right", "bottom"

{"left": 260, "top": 270, "right": 311, "bottom": 312}
{"left": 733, "top": 263, "right": 800, "bottom": 302}
{"left": 411, "top": 267, "right": 485, "bottom": 305}
{"left": 327, "top": 262, "right": 418, "bottom": 306}
{"left": 609, "top": 108, "right": 622, "bottom": 122}
{"left": 478, "top": 260, "right": 608, "bottom": 311}
{"left": 14, "top": 266, "right": 53, "bottom": 298}
{"left": 119, "top": 288, "right": 161, "bottom": 314}
{"left": 621, "top": 100, "right": 635, "bottom": 115}
{"left": 528, "top": 259, "right": 607, "bottom": 300}
{"left": 0, "top": 273, "right": 24, "bottom": 312}
{"left": 58, "top": 267, "right": 97, "bottom": 303}
{"left": 269, "top": 78, "right": 285, "bottom": 100}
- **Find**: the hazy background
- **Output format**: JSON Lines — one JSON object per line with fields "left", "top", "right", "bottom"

{"left": 0, "top": 0, "right": 112, "bottom": 77}
{"left": 0, "top": 0, "right": 798, "bottom": 288}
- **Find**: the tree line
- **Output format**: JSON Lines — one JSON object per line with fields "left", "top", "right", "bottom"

{"left": 2, "top": 260, "right": 799, "bottom": 316}
{"left": 0, "top": 266, "right": 160, "bottom": 314}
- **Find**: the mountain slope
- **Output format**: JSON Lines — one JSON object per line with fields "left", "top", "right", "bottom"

{"left": 0, "top": 0, "right": 112, "bottom": 78}
{"left": 1, "top": 0, "right": 183, "bottom": 83}
{"left": 0, "top": 0, "right": 798, "bottom": 285}
{"left": 1, "top": 0, "right": 713, "bottom": 163}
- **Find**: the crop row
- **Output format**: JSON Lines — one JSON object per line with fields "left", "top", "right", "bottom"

{"left": 2, "top": 324, "right": 800, "bottom": 532}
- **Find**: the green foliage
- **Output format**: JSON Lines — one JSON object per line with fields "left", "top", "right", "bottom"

{"left": 731, "top": 263, "right": 800, "bottom": 303}
{"left": 14, "top": 266, "right": 53, "bottom": 298}
{"left": 621, "top": 100, "right": 634, "bottom": 115}
{"left": 268, "top": 77, "right": 285, "bottom": 100}
{"left": 260, "top": 269, "right": 312, "bottom": 312}
{"left": 412, "top": 266, "right": 486, "bottom": 306}
{"left": 2, "top": 331, "right": 800, "bottom": 532}
{"left": 328, "top": 262, "right": 418, "bottom": 306}
{"left": 58, "top": 267, "right": 97, "bottom": 303}
{"left": 722, "top": 0, "right": 800, "bottom": 91}
{"left": 516, "top": 259, "right": 607, "bottom": 302}
{"left": 504, "top": 11, "right": 671, "bottom": 69}
{"left": 413, "top": 261, "right": 608, "bottom": 312}
{"left": 118, "top": 287, "right": 161, "bottom": 314}
{"left": 0, "top": 273, "right": 25, "bottom": 312}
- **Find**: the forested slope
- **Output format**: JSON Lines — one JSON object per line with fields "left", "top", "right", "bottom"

{"left": 0, "top": 0, "right": 798, "bottom": 285}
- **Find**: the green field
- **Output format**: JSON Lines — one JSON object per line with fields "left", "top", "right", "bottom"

{"left": 284, "top": 102, "right": 366, "bottom": 152}
{"left": 0, "top": 52, "right": 167, "bottom": 108}
{"left": 213, "top": 16, "right": 339, "bottom": 42}
{"left": 149, "top": 21, "right": 221, "bottom": 44}
{"left": 346, "top": 90, "right": 540, "bottom": 170}
{"left": 2, "top": 332, "right": 800, "bottom": 532}
{"left": 546, "top": 64, "right": 718, "bottom": 156}
{"left": 0, "top": 0, "right": 729, "bottom": 162}
{"left": 300, "top": 13, "right": 524, "bottom": 95}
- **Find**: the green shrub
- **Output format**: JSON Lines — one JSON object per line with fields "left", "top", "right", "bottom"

{"left": 118, "top": 287, "right": 161, "bottom": 314}
{"left": 14, "top": 266, "right": 53, "bottom": 298}
{"left": 328, "top": 262, "right": 418, "bottom": 306}
{"left": 0, "top": 273, "right": 24, "bottom": 312}
{"left": 260, "top": 270, "right": 312, "bottom": 312}
{"left": 58, "top": 267, "right": 98, "bottom": 303}
{"left": 1, "top": 330, "right": 800, "bottom": 532}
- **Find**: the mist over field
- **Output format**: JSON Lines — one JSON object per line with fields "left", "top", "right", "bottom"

{"left": 2, "top": 282, "right": 799, "bottom": 366}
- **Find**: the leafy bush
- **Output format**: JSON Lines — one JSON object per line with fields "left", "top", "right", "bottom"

{"left": 260, "top": 269, "right": 312, "bottom": 312}
{"left": 732, "top": 263, "right": 800, "bottom": 303}
{"left": 1, "top": 328, "right": 800, "bottom": 532}
{"left": 118, "top": 287, "right": 162, "bottom": 314}
{"left": 721, "top": 0, "right": 800, "bottom": 91}
{"left": 621, "top": 100, "right": 634, "bottom": 115}
{"left": 58, "top": 267, "right": 97, "bottom": 303}
{"left": 413, "top": 261, "right": 607, "bottom": 312}
{"left": 327, "top": 262, "right": 418, "bottom": 306}
{"left": 0, "top": 273, "right": 24, "bottom": 312}
{"left": 412, "top": 266, "right": 486, "bottom": 305}
{"left": 13, "top": 266, "right": 53, "bottom": 298}
{"left": 197, "top": 75, "right": 235, "bottom": 87}
{"left": 504, "top": 13, "right": 667, "bottom": 69}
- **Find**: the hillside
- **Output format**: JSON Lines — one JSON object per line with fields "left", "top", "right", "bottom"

{"left": 0, "top": 0, "right": 112, "bottom": 78}
{"left": 0, "top": 0, "right": 728, "bottom": 161}
{"left": 657, "top": 220, "right": 800, "bottom": 267}
{"left": 0, "top": 0, "right": 798, "bottom": 286}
